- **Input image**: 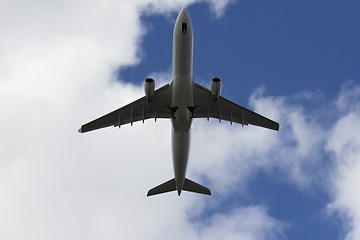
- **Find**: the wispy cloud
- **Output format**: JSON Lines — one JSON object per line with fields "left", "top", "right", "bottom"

{"left": 208, "top": 0, "right": 235, "bottom": 18}
{"left": 326, "top": 83, "right": 360, "bottom": 240}
{"left": 191, "top": 82, "right": 360, "bottom": 239}
{"left": 194, "top": 206, "right": 288, "bottom": 240}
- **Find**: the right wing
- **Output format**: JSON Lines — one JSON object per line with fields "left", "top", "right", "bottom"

{"left": 193, "top": 83, "right": 280, "bottom": 131}
{"left": 79, "top": 83, "right": 173, "bottom": 133}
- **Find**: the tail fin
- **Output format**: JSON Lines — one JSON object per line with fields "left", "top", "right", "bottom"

{"left": 147, "top": 178, "right": 211, "bottom": 196}
{"left": 183, "top": 178, "right": 211, "bottom": 195}
{"left": 147, "top": 178, "right": 177, "bottom": 196}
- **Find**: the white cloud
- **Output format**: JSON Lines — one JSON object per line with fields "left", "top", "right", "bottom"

{"left": 190, "top": 86, "right": 328, "bottom": 197}
{"left": 208, "top": 0, "right": 235, "bottom": 18}
{"left": 0, "top": 1, "right": 286, "bottom": 240}
{"left": 326, "top": 84, "right": 360, "bottom": 240}
{"left": 141, "top": 0, "right": 234, "bottom": 18}
{"left": 2, "top": 0, "right": 360, "bottom": 239}
{"left": 192, "top": 84, "right": 360, "bottom": 239}
{"left": 336, "top": 82, "right": 360, "bottom": 113}
{"left": 195, "top": 206, "right": 287, "bottom": 240}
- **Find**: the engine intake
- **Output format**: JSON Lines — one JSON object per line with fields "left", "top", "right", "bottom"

{"left": 211, "top": 77, "right": 222, "bottom": 99}
{"left": 144, "top": 78, "right": 155, "bottom": 99}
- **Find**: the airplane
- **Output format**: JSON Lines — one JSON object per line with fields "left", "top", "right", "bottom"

{"left": 78, "top": 7, "right": 280, "bottom": 197}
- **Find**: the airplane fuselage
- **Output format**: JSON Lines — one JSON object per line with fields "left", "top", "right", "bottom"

{"left": 171, "top": 8, "right": 194, "bottom": 195}
{"left": 78, "top": 7, "right": 280, "bottom": 197}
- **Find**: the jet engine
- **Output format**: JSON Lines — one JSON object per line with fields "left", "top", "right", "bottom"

{"left": 211, "top": 77, "right": 222, "bottom": 99}
{"left": 144, "top": 78, "right": 155, "bottom": 99}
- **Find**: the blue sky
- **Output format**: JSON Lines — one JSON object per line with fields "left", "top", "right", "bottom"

{"left": 1, "top": 1, "right": 360, "bottom": 240}
{"left": 122, "top": 1, "right": 360, "bottom": 99}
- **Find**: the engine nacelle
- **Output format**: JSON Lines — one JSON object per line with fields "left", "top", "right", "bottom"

{"left": 144, "top": 78, "right": 155, "bottom": 99}
{"left": 211, "top": 77, "right": 222, "bottom": 99}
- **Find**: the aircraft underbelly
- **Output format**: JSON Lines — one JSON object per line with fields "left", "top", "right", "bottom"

{"left": 172, "top": 30, "right": 193, "bottom": 76}
{"left": 170, "top": 8, "right": 194, "bottom": 192}
{"left": 171, "top": 129, "right": 190, "bottom": 188}
{"left": 171, "top": 75, "right": 193, "bottom": 190}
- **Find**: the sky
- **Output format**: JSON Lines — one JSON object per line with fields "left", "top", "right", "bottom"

{"left": 1, "top": 0, "right": 360, "bottom": 239}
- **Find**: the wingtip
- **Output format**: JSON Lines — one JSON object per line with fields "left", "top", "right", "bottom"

{"left": 78, "top": 127, "right": 82, "bottom": 133}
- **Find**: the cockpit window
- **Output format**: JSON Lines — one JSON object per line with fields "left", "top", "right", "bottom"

{"left": 182, "top": 23, "right": 187, "bottom": 33}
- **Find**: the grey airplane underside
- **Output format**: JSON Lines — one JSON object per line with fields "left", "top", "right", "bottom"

{"left": 78, "top": 8, "right": 280, "bottom": 197}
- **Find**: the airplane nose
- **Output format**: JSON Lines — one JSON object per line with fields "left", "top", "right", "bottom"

{"left": 179, "top": 7, "right": 190, "bottom": 20}
{"left": 180, "top": 7, "right": 188, "bottom": 14}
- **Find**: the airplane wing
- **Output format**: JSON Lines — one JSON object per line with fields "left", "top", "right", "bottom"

{"left": 192, "top": 83, "right": 280, "bottom": 131}
{"left": 79, "top": 83, "right": 173, "bottom": 133}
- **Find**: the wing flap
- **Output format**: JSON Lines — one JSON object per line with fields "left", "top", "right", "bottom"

{"left": 193, "top": 83, "right": 279, "bottom": 131}
{"left": 79, "top": 83, "right": 173, "bottom": 133}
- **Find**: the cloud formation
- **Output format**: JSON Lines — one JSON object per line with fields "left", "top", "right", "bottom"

{"left": 326, "top": 83, "right": 360, "bottom": 240}
{"left": 191, "top": 83, "right": 360, "bottom": 239}
{"left": 0, "top": 1, "right": 284, "bottom": 240}
{"left": 1, "top": 1, "right": 360, "bottom": 240}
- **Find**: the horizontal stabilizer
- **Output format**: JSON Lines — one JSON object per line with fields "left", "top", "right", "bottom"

{"left": 183, "top": 178, "right": 211, "bottom": 195}
{"left": 147, "top": 178, "right": 177, "bottom": 197}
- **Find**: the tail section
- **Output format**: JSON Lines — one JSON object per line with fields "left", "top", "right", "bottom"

{"left": 147, "top": 178, "right": 177, "bottom": 196}
{"left": 147, "top": 178, "right": 211, "bottom": 197}
{"left": 183, "top": 178, "right": 211, "bottom": 195}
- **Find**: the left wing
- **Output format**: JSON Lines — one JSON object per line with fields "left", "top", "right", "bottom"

{"left": 193, "top": 83, "right": 280, "bottom": 131}
{"left": 79, "top": 83, "right": 173, "bottom": 133}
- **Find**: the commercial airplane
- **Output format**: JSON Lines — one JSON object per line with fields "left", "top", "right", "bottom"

{"left": 78, "top": 8, "right": 280, "bottom": 197}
